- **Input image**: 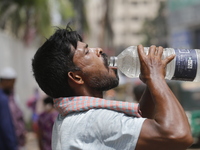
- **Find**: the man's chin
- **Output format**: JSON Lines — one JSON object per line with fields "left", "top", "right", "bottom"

{"left": 94, "top": 78, "right": 119, "bottom": 92}
{"left": 105, "top": 78, "right": 119, "bottom": 91}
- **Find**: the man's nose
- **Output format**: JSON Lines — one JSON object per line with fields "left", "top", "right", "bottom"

{"left": 90, "top": 48, "right": 103, "bottom": 56}
{"left": 96, "top": 48, "right": 103, "bottom": 57}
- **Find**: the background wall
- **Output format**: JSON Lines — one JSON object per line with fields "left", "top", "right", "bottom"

{"left": 0, "top": 30, "right": 41, "bottom": 121}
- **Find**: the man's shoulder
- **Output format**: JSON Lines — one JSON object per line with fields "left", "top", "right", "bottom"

{"left": 66, "top": 108, "right": 126, "bottom": 117}
{"left": 59, "top": 108, "right": 142, "bottom": 126}
{"left": 53, "top": 108, "right": 145, "bottom": 150}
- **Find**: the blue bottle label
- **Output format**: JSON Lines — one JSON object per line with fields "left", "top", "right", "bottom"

{"left": 172, "top": 49, "right": 197, "bottom": 81}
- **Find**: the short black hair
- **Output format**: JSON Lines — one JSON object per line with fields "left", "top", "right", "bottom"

{"left": 32, "top": 26, "right": 82, "bottom": 98}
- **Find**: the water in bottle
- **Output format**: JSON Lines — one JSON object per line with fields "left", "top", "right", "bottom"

{"left": 109, "top": 46, "right": 200, "bottom": 82}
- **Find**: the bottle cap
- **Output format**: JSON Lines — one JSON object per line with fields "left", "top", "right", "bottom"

{"left": 109, "top": 56, "right": 118, "bottom": 67}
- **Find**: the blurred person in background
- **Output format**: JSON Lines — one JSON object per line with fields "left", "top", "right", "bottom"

{"left": 26, "top": 88, "right": 40, "bottom": 133}
{"left": 0, "top": 67, "right": 18, "bottom": 150}
{"left": 32, "top": 26, "right": 193, "bottom": 150}
{"left": 37, "top": 96, "right": 58, "bottom": 150}
{"left": 0, "top": 67, "right": 26, "bottom": 150}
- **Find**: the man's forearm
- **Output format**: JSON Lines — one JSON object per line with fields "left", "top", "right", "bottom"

{"left": 139, "top": 87, "right": 155, "bottom": 119}
{"left": 146, "top": 78, "right": 191, "bottom": 135}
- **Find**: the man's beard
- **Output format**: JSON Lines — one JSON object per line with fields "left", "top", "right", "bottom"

{"left": 87, "top": 72, "right": 119, "bottom": 91}
{"left": 82, "top": 52, "right": 119, "bottom": 91}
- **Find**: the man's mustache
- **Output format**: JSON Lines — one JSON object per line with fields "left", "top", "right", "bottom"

{"left": 101, "top": 53, "right": 109, "bottom": 68}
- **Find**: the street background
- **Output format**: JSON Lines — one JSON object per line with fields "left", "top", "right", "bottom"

{"left": 0, "top": 0, "right": 200, "bottom": 149}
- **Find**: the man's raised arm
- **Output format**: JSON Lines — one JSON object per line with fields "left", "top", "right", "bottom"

{"left": 136, "top": 45, "right": 193, "bottom": 150}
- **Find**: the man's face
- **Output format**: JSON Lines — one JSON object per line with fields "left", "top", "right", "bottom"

{"left": 73, "top": 41, "right": 119, "bottom": 91}
{"left": 0, "top": 79, "right": 15, "bottom": 95}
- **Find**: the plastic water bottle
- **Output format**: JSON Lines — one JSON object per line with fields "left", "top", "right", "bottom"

{"left": 109, "top": 46, "right": 200, "bottom": 82}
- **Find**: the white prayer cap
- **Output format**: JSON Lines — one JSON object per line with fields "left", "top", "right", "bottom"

{"left": 0, "top": 67, "right": 17, "bottom": 79}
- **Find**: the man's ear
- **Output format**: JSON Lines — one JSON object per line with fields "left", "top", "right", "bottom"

{"left": 68, "top": 71, "right": 84, "bottom": 84}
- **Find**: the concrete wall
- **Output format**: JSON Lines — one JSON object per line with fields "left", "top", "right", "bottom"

{"left": 0, "top": 31, "right": 42, "bottom": 121}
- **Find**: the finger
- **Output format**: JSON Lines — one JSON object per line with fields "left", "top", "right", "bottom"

{"left": 163, "top": 54, "right": 176, "bottom": 64}
{"left": 137, "top": 44, "right": 146, "bottom": 59}
{"left": 155, "top": 47, "right": 159, "bottom": 55}
{"left": 148, "top": 45, "right": 156, "bottom": 56}
{"left": 157, "top": 46, "right": 164, "bottom": 57}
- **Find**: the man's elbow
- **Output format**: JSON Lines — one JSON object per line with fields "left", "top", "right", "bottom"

{"left": 168, "top": 132, "right": 194, "bottom": 149}
{"left": 181, "top": 133, "right": 194, "bottom": 148}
